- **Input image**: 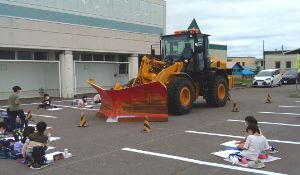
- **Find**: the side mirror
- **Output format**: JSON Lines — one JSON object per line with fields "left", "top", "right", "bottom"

{"left": 151, "top": 49, "right": 155, "bottom": 56}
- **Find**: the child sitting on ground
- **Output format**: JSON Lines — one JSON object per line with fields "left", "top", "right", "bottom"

{"left": 37, "top": 94, "right": 56, "bottom": 109}
{"left": 22, "top": 121, "right": 52, "bottom": 169}
{"left": 12, "top": 126, "right": 35, "bottom": 160}
{"left": 0, "top": 122, "right": 18, "bottom": 159}
{"left": 93, "top": 94, "right": 101, "bottom": 104}
{"left": 236, "top": 116, "right": 259, "bottom": 146}
{"left": 237, "top": 124, "right": 269, "bottom": 168}
{"left": 78, "top": 95, "right": 88, "bottom": 107}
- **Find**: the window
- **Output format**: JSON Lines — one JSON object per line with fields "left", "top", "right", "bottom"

{"left": 118, "top": 55, "right": 128, "bottom": 74}
{"left": 17, "top": 51, "right": 32, "bottom": 60}
{"left": 34, "top": 52, "right": 48, "bottom": 60}
{"left": 0, "top": 51, "right": 15, "bottom": 60}
{"left": 286, "top": 61, "right": 291, "bottom": 68}
{"left": 261, "top": 61, "right": 263, "bottom": 67}
{"left": 93, "top": 54, "right": 104, "bottom": 61}
{"left": 55, "top": 53, "right": 60, "bottom": 61}
{"left": 81, "top": 54, "right": 92, "bottom": 61}
{"left": 275, "top": 61, "right": 280, "bottom": 68}
{"left": 242, "top": 62, "right": 245, "bottom": 66}
{"left": 73, "top": 53, "right": 80, "bottom": 61}
{"left": 105, "top": 55, "right": 115, "bottom": 62}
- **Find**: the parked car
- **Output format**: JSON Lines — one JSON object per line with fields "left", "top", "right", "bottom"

{"left": 253, "top": 69, "right": 282, "bottom": 87}
{"left": 281, "top": 70, "right": 300, "bottom": 84}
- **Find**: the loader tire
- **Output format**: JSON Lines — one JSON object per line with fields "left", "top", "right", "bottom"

{"left": 206, "top": 75, "right": 228, "bottom": 107}
{"left": 168, "top": 77, "right": 195, "bottom": 115}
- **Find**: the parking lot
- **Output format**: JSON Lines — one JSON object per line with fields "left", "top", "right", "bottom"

{"left": 0, "top": 84, "right": 300, "bottom": 175}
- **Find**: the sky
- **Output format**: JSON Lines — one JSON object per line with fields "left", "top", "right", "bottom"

{"left": 166, "top": 0, "right": 300, "bottom": 58}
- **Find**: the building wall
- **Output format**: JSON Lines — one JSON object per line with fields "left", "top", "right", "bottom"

{"left": 209, "top": 44, "right": 227, "bottom": 63}
{"left": 0, "top": 0, "right": 165, "bottom": 54}
{"left": 228, "top": 57, "right": 256, "bottom": 67}
{"left": 265, "top": 54, "right": 297, "bottom": 73}
{"left": 0, "top": 0, "right": 165, "bottom": 99}
{"left": 0, "top": 61, "right": 59, "bottom": 100}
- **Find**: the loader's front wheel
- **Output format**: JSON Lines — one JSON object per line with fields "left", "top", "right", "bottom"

{"left": 168, "top": 77, "right": 195, "bottom": 115}
{"left": 206, "top": 75, "right": 228, "bottom": 107}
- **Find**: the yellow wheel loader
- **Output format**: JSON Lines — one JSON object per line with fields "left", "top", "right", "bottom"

{"left": 88, "top": 29, "right": 233, "bottom": 122}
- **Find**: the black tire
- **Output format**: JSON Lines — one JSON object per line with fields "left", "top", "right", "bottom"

{"left": 205, "top": 75, "right": 229, "bottom": 107}
{"left": 167, "top": 77, "right": 195, "bottom": 115}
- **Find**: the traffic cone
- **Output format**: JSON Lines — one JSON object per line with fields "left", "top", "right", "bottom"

{"left": 143, "top": 117, "right": 151, "bottom": 133}
{"left": 227, "top": 94, "right": 232, "bottom": 102}
{"left": 78, "top": 112, "right": 87, "bottom": 127}
{"left": 231, "top": 102, "right": 239, "bottom": 112}
{"left": 25, "top": 110, "right": 33, "bottom": 121}
{"left": 266, "top": 94, "right": 272, "bottom": 103}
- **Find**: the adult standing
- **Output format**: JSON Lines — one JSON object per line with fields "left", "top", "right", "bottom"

{"left": 7, "top": 86, "right": 27, "bottom": 131}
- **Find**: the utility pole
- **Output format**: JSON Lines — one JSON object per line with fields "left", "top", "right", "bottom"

{"left": 263, "top": 40, "right": 265, "bottom": 70}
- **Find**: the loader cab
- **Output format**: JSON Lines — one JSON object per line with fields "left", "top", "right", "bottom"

{"left": 161, "top": 31, "right": 210, "bottom": 73}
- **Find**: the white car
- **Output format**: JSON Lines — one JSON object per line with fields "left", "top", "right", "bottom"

{"left": 253, "top": 69, "right": 282, "bottom": 87}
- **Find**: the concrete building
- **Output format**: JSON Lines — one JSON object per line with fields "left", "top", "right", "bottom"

{"left": 0, "top": 0, "right": 166, "bottom": 100}
{"left": 265, "top": 49, "right": 300, "bottom": 73}
{"left": 209, "top": 44, "right": 227, "bottom": 63}
{"left": 227, "top": 57, "right": 256, "bottom": 67}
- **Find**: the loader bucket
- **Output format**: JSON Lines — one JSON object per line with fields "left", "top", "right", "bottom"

{"left": 88, "top": 80, "right": 168, "bottom": 122}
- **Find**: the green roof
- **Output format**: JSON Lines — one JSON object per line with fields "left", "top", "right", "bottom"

{"left": 209, "top": 44, "right": 227, "bottom": 51}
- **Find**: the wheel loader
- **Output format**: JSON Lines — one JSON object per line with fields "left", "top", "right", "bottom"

{"left": 88, "top": 28, "right": 233, "bottom": 122}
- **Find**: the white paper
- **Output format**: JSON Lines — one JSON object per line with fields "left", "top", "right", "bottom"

{"left": 211, "top": 150, "right": 240, "bottom": 158}
{"left": 47, "top": 108, "right": 62, "bottom": 111}
{"left": 220, "top": 140, "right": 239, "bottom": 148}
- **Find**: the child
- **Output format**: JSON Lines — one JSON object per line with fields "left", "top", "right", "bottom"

{"left": 237, "top": 124, "right": 269, "bottom": 168}
{"left": 0, "top": 122, "right": 17, "bottom": 159}
{"left": 22, "top": 121, "right": 52, "bottom": 169}
{"left": 12, "top": 126, "right": 35, "bottom": 159}
{"left": 37, "top": 94, "right": 56, "bottom": 109}
{"left": 78, "top": 95, "right": 88, "bottom": 107}
{"left": 93, "top": 94, "right": 101, "bottom": 104}
{"left": 237, "top": 116, "right": 259, "bottom": 146}
{"left": 7, "top": 86, "right": 27, "bottom": 130}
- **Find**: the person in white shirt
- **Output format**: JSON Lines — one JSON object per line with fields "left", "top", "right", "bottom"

{"left": 78, "top": 95, "right": 88, "bottom": 107}
{"left": 238, "top": 124, "right": 269, "bottom": 161}
{"left": 93, "top": 94, "right": 101, "bottom": 104}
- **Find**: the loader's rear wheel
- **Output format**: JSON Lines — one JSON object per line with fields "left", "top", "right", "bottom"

{"left": 168, "top": 77, "right": 195, "bottom": 115}
{"left": 206, "top": 75, "right": 228, "bottom": 107}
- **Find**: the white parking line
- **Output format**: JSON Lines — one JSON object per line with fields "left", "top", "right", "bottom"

{"left": 295, "top": 101, "right": 300, "bottom": 103}
{"left": 185, "top": 131, "right": 300, "bottom": 145}
{"left": 122, "top": 148, "right": 286, "bottom": 175}
{"left": 258, "top": 111, "right": 300, "bottom": 116}
{"left": 279, "top": 105, "right": 300, "bottom": 108}
{"left": 54, "top": 104, "right": 99, "bottom": 111}
{"left": 227, "top": 119, "right": 300, "bottom": 127}
{"left": 24, "top": 112, "right": 57, "bottom": 119}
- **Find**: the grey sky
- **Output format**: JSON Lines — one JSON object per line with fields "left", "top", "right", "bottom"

{"left": 166, "top": 0, "right": 300, "bottom": 58}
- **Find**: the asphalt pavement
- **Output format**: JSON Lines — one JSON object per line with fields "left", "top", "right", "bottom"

{"left": 0, "top": 84, "right": 299, "bottom": 175}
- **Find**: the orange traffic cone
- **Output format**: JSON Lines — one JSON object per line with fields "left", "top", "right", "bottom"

{"left": 266, "top": 94, "right": 272, "bottom": 103}
{"left": 143, "top": 117, "right": 151, "bottom": 133}
{"left": 231, "top": 102, "right": 239, "bottom": 112}
{"left": 25, "top": 110, "right": 33, "bottom": 121}
{"left": 78, "top": 112, "right": 87, "bottom": 127}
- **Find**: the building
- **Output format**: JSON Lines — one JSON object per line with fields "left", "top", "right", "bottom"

{"left": 226, "top": 62, "right": 244, "bottom": 76}
{"left": 265, "top": 49, "right": 300, "bottom": 73}
{"left": 209, "top": 44, "right": 227, "bottom": 63}
{"left": 0, "top": 0, "right": 166, "bottom": 100}
{"left": 227, "top": 57, "right": 256, "bottom": 67}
